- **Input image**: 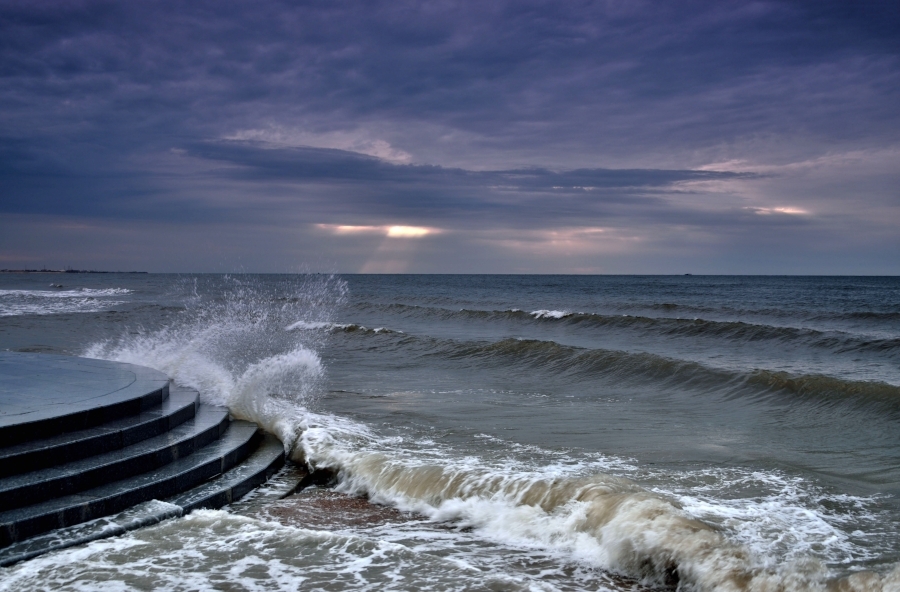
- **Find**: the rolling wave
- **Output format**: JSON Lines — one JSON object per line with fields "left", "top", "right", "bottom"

{"left": 336, "top": 328, "right": 900, "bottom": 414}
{"left": 285, "top": 320, "right": 398, "bottom": 334}
{"left": 817, "top": 311, "right": 900, "bottom": 322}
{"left": 449, "top": 338, "right": 898, "bottom": 403}
{"left": 353, "top": 302, "right": 900, "bottom": 354}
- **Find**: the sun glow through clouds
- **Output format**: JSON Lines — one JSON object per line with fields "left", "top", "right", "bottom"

{"left": 318, "top": 224, "right": 434, "bottom": 238}
{"left": 386, "top": 226, "right": 430, "bottom": 237}
{"left": 746, "top": 206, "right": 810, "bottom": 216}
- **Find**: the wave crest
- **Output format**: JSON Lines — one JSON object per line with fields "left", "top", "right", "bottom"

{"left": 296, "top": 419, "right": 900, "bottom": 591}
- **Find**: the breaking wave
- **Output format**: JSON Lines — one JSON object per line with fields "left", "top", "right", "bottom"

{"left": 285, "top": 320, "right": 398, "bottom": 334}
{"left": 295, "top": 412, "right": 900, "bottom": 592}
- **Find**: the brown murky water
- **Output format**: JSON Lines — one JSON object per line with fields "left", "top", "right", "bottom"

{"left": 253, "top": 488, "right": 412, "bottom": 530}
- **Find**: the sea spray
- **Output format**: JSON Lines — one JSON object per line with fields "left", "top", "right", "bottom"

{"left": 84, "top": 274, "right": 346, "bottom": 453}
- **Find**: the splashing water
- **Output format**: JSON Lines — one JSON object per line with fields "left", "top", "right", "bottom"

{"left": 84, "top": 274, "right": 347, "bottom": 451}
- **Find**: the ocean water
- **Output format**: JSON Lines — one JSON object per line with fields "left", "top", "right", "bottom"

{"left": 1, "top": 273, "right": 899, "bottom": 591}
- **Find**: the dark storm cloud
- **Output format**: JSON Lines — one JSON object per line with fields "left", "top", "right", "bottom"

{"left": 1, "top": 131, "right": 755, "bottom": 229}
{"left": 192, "top": 141, "right": 749, "bottom": 191}
{"left": 181, "top": 140, "right": 760, "bottom": 229}
{"left": 1, "top": 0, "right": 897, "bottom": 158}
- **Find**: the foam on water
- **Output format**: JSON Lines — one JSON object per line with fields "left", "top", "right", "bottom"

{"left": 0, "top": 288, "right": 131, "bottom": 316}
{"left": 0, "top": 510, "right": 551, "bottom": 592}
{"left": 531, "top": 310, "right": 572, "bottom": 319}
{"left": 644, "top": 468, "right": 900, "bottom": 570}
{"left": 285, "top": 320, "right": 351, "bottom": 331}
{"left": 285, "top": 320, "right": 399, "bottom": 334}
{"left": 0, "top": 288, "right": 132, "bottom": 297}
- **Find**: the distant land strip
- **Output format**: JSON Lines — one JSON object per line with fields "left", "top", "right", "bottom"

{"left": 0, "top": 269, "right": 148, "bottom": 274}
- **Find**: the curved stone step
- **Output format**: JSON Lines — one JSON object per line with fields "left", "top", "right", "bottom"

{"left": 0, "top": 500, "right": 183, "bottom": 568}
{"left": 168, "top": 433, "right": 285, "bottom": 512}
{"left": 0, "top": 386, "right": 199, "bottom": 477}
{"left": 0, "top": 353, "right": 170, "bottom": 446}
{"left": 0, "top": 405, "right": 229, "bottom": 510}
{"left": 0, "top": 420, "right": 260, "bottom": 547}
{"left": 0, "top": 437, "right": 289, "bottom": 567}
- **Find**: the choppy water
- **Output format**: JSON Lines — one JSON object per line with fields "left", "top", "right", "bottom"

{"left": 1, "top": 274, "right": 899, "bottom": 591}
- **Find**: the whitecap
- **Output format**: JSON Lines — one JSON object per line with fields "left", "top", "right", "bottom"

{"left": 530, "top": 310, "right": 572, "bottom": 319}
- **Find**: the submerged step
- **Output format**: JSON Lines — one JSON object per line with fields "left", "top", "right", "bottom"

{"left": 0, "top": 500, "right": 183, "bottom": 568}
{"left": 0, "top": 386, "right": 199, "bottom": 477}
{"left": 168, "top": 432, "right": 285, "bottom": 512}
{"left": 0, "top": 439, "right": 290, "bottom": 567}
{"left": 0, "top": 405, "right": 229, "bottom": 511}
{"left": 227, "top": 462, "right": 310, "bottom": 515}
{"left": 0, "top": 420, "right": 260, "bottom": 547}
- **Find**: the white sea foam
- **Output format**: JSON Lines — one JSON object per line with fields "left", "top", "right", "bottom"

{"left": 0, "top": 288, "right": 132, "bottom": 297}
{"left": 649, "top": 469, "right": 891, "bottom": 570}
{"left": 0, "top": 288, "right": 131, "bottom": 316}
{"left": 531, "top": 310, "right": 572, "bottom": 319}
{"left": 0, "top": 510, "right": 543, "bottom": 592}
{"left": 284, "top": 320, "right": 398, "bottom": 334}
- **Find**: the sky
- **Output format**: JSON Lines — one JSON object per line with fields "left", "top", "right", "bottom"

{"left": 1, "top": 0, "right": 898, "bottom": 274}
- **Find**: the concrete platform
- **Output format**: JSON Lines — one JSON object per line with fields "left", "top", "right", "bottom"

{"left": 0, "top": 353, "right": 170, "bottom": 445}
{"left": 0, "top": 352, "right": 286, "bottom": 562}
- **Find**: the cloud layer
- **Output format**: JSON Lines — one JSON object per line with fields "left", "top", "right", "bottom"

{"left": 0, "top": 0, "right": 898, "bottom": 272}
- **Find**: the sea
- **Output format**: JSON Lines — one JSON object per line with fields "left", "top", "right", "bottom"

{"left": 0, "top": 273, "right": 898, "bottom": 591}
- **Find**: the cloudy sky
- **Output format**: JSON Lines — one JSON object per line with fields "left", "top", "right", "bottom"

{"left": 1, "top": 0, "right": 898, "bottom": 273}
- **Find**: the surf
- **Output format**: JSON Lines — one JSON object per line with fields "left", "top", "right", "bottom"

{"left": 68, "top": 274, "right": 900, "bottom": 591}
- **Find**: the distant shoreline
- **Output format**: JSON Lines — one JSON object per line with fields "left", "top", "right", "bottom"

{"left": 0, "top": 269, "right": 148, "bottom": 274}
